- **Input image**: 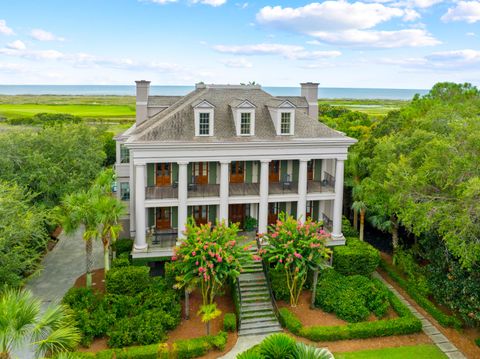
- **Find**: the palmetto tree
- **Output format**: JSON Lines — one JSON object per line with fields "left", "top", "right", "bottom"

{"left": 60, "top": 190, "right": 100, "bottom": 288}
{"left": 197, "top": 304, "right": 221, "bottom": 335}
{"left": 0, "top": 289, "right": 80, "bottom": 359}
{"left": 351, "top": 183, "right": 367, "bottom": 241}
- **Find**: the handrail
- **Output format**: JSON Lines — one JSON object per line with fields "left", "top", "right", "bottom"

{"left": 235, "top": 278, "right": 242, "bottom": 331}
{"left": 256, "top": 239, "right": 280, "bottom": 320}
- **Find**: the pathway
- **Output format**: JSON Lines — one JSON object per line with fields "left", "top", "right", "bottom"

{"left": 373, "top": 272, "right": 467, "bottom": 359}
{"left": 14, "top": 230, "right": 104, "bottom": 359}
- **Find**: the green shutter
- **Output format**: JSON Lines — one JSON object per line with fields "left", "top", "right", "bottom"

{"left": 208, "top": 205, "right": 217, "bottom": 223}
{"left": 209, "top": 162, "right": 217, "bottom": 184}
{"left": 172, "top": 207, "right": 178, "bottom": 228}
{"left": 187, "top": 206, "right": 193, "bottom": 216}
{"left": 313, "top": 201, "right": 319, "bottom": 220}
{"left": 245, "top": 161, "right": 253, "bottom": 183}
{"left": 279, "top": 202, "right": 287, "bottom": 214}
{"left": 147, "top": 163, "right": 155, "bottom": 187}
{"left": 148, "top": 208, "right": 155, "bottom": 227}
{"left": 291, "top": 202, "right": 297, "bottom": 218}
{"left": 172, "top": 163, "right": 179, "bottom": 183}
{"left": 314, "top": 159, "right": 322, "bottom": 181}
{"left": 292, "top": 160, "right": 299, "bottom": 182}
{"left": 280, "top": 161, "right": 288, "bottom": 181}
{"left": 187, "top": 163, "right": 193, "bottom": 184}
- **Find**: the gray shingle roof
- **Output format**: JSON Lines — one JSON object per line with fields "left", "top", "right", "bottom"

{"left": 131, "top": 86, "right": 346, "bottom": 142}
{"left": 147, "top": 96, "right": 183, "bottom": 107}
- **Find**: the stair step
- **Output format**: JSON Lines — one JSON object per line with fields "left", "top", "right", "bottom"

{"left": 241, "top": 311, "right": 276, "bottom": 320}
{"left": 242, "top": 296, "right": 270, "bottom": 303}
{"left": 241, "top": 319, "right": 280, "bottom": 330}
{"left": 241, "top": 304, "right": 273, "bottom": 312}
{"left": 241, "top": 316, "right": 277, "bottom": 324}
{"left": 239, "top": 326, "right": 282, "bottom": 336}
{"left": 241, "top": 290, "right": 269, "bottom": 297}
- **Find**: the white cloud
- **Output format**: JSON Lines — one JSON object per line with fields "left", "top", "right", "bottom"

{"left": 381, "top": 49, "right": 480, "bottom": 70}
{"left": 311, "top": 29, "right": 440, "bottom": 48}
{"left": 7, "top": 40, "right": 26, "bottom": 50}
{"left": 403, "top": 8, "right": 421, "bottom": 21}
{"left": 191, "top": 0, "right": 226, "bottom": 6}
{"left": 235, "top": 2, "right": 248, "bottom": 9}
{"left": 257, "top": 2, "right": 404, "bottom": 32}
{"left": 212, "top": 43, "right": 341, "bottom": 60}
{"left": 441, "top": 1, "right": 480, "bottom": 23}
{"left": 221, "top": 57, "right": 253, "bottom": 68}
{"left": 30, "top": 28, "right": 65, "bottom": 41}
{"left": 406, "top": 0, "right": 443, "bottom": 9}
{"left": 0, "top": 62, "right": 27, "bottom": 72}
{"left": 0, "top": 47, "right": 65, "bottom": 60}
{"left": 0, "top": 20, "right": 14, "bottom": 35}
{"left": 466, "top": 32, "right": 476, "bottom": 36}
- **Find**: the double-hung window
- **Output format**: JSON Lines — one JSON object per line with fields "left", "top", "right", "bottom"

{"left": 120, "top": 144, "right": 130, "bottom": 163}
{"left": 120, "top": 182, "right": 130, "bottom": 201}
{"left": 280, "top": 112, "right": 291, "bottom": 134}
{"left": 240, "top": 112, "right": 251, "bottom": 135}
{"left": 199, "top": 112, "right": 210, "bottom": 135}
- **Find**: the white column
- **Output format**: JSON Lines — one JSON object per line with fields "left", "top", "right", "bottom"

{"left": 332, "top": 159, "right": 345, "bottom": 239}
{"left": 297, "top": 159, "right": 309, "bottom": 221}
{"left": 258, "top": 160, "right": 270, "bottom": 234}
{"left": 177, "top": 161, "right": 188, "bottom": 240}
{"left": 219, "top": 161, "right": 230, "bottom": 222}
{"left": 134, "top": 163, "right": 147, "bottom": 250}
{"left": 129, "top": 160, "right": 135, "bottom": 236}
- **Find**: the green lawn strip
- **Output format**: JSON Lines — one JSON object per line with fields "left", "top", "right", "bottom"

{"left": 379, "top": 259, "right": 462, "bottom": 328}
{"left": 0, "top": 104, "right": 135, "bottom": 119}
{"left": 334, "top": 344, "right": 447, "bottom": 359}
{"left": 279, "top": 287, "right": 422, "bottom": 341}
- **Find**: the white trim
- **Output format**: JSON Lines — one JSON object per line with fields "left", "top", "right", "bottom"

{"left": 194, "top": 108, "right": 214, "bottom": 137}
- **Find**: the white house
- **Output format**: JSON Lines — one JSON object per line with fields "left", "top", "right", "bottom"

{"left": 115, "top": 81, "right": 356, "bottom": 261}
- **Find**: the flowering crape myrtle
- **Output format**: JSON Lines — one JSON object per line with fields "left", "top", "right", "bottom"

{"left": 260, "top": 213, "right": 331, "bottom": 306}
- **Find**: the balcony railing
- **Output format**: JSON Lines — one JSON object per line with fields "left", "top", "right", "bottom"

{"left": 229, "top": 183, "right": 260, "bottom": 196}
{"left": 322, "top": 213, "right": 333, "bottom": 231}
{"left": 188, "top": 183, "right": 220, "bottom": 198}
{"left": 269, "top": 181, "right": 298, "bottom": 195}
{"left": 149, "top": 230, "right": 177, "bottom": 248}
{"left": 307, "top": 180, "right": 335, "bottom": 193}
{"left": 146, "top": 185, "right": 178, "bottom": 200}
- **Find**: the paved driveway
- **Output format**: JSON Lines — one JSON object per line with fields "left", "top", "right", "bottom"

{"left": 13, "top": 230, "right": 104, "bottom": 359}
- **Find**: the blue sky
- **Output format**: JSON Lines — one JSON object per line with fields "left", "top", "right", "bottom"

{"left": 0, "top": 0, "right": 479, "bottom": 88}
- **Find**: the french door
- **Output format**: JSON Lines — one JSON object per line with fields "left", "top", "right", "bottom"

{"left": 156, "top": 207, "right": 171, "bottom": 230}
{"left": 156, "top": 163, "right": 171, "bottom": 187}
{"left": 229, "top": 204, "right": 245, "bottom": 227}
{"left": 193, "top": 162, "right": 209, "bottom": 184}
{"left": 230, "top": 161, "right": 245, "bottom": 183}
{"left": 269, "top": 161, "right": 280, "bottom": 183}
{"left": 192, "top": 205, "right": 208, "bottom": 226}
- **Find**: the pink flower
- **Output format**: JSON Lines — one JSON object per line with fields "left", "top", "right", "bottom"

{"left": 271, "top": 232, "right": 278, "bottom": 238}
{"left": 294, "top": 252, "right": 302, "bottom": 259}
{"left": 199, "top": 267, "right": 205, "bottom": 273}
{"left": 217, "top": 256, "right": 223, "bottom": 263}
{"left": 192, "top": 251, "right": 196, "bottom": 256}
{"left": 196, "top": 261, "right": 199, "bottom": 266}
{"left": 172, "top": 256, "right": 177, "bottom": 261}
{"left": 279, "top": 259, "right": 283, "bottom": 263}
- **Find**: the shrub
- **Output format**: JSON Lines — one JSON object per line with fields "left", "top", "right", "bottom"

{"left": 269, "top": 267, "right": 291, "bottom": 301}
{"left": 342, "top": 216, "right": 358, "bottom": 238}
{"left": 207, "top": 331, "right": 228, "bottom": 351}
{"left": 258, "top": 333, "right": 296, "bottom": 359}
{"left": 237, "top": 349, "right": 263, "bottom": 359}
{"left": 380, "top": 259, "right": 463, "bottom": 328}
{"left": 175, "top": 337, "right": 211, "bottom": 359}
{"left": 105, "top": 266, "right": 150, "bottom": 296}
{"left": 223, "top": 313, "right": 236, "bottom": 332}
{"left": 475, "top": 338, "right": 480, "bottom": 347}
{"left": 111, "top": 256, "right": 130, "bottom": 268}
{"left": 114, "top": 238, "right": 133, "bottom": 256}
{"left": 294, "top": 342, "right": 334, "bottom": 359}
{"left": 314, "top": 269, "right": 389, "bottom": 322}
{"left": 333, "top": 238, "right": 380, "bottom": 276}
{"left": 393, "top": 248, "right": 430, "bottom": 297}
{"left": 278, "top": 308, "right": 303, "bottom": 335}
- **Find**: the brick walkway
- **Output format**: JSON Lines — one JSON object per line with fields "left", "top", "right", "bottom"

{"left": 373, "top": 272, "right": 467, "bottom": 359}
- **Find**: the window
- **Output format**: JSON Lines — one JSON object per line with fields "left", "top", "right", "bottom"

{"left": 120, "top": 144, "right": 130, "bottom": 163}
{"left": 199, "top": 112, "right": 210, "bottom": 135}
{"left": 280, "top": 112, "right": 291, "bottom": 134}
{"left": 240, "top": 112, "right": 251, "bottom": 135}
{"left": 120, "top": 182, "right": 130, "bottom": 201}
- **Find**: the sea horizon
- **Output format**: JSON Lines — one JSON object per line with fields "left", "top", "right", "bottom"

{"left": 0, "top": 85, "right": 429, "bottom": 100}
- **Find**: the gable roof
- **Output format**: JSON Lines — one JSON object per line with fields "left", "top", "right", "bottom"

{"left": 128, "top": 85, "right": 346, "bottom": 143}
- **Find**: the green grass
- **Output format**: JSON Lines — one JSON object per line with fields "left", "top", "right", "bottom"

{"left": 318, "top": 99, "right": 408, "bottom": 117}
{"left": 0, "top": 104, "right": 135, "bottom": 119}
{"left": 334, "top": 345, "right": 447, "bottom": 359}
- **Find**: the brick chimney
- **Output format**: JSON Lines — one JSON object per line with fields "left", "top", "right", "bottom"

{"left": 135, "top": 80, "right": 150, "bottom": 125}
{"left": 300, "top": 82, "right": 319, "bottom": 119}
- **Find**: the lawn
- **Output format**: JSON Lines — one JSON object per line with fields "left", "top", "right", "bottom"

{"left": 335, "top": 344, "right": 447, "bottom": 359}
{"left": 318, "top": 99, "right": 407, "bottom": 117}
{"left": 0, "top": 104, "right": 135, "bottom": 119}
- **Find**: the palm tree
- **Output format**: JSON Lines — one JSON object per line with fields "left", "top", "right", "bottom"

{"left": 197, "top": 304, "right": 221, "bottom": 335}
{"left": 60, "top": 190, "right": 100, "bottom": 288}
{"left": 0, "top": 289, "right": 80, "bottom": 359}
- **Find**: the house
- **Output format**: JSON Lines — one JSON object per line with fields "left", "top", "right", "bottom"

{"left": 115, "top": 81, "right": 356, "bottom": 261}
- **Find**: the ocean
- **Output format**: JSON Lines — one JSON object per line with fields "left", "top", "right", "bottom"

{"left": 0, "top": 85, "right": 429, "bottom": 100}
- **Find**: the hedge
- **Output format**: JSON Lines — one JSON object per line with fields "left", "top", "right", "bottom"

{"left": 66, "top": 331, "right": 227, "bottom": 359}
{"left": 279, "top": 287, "right": 422, "bottom": 341}
{"left": 380, "top": 259, "right": 463, "bottom": 329}
{"left": 223, "top": 313, "right": 237, "bottom": 332}
{"left": 475, "top": 338, "right": 480, "bottom": 347}
{"left": 333, "top": 238, "right": 380, "bottom": 276}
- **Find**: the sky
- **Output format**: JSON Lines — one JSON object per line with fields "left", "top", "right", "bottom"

{"left": 0, "top": 0, "right": 479, "bottom": 88}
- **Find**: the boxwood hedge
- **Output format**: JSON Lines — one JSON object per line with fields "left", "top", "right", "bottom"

{"left": 333, "top": 238, "right": 380, "bottom": 276}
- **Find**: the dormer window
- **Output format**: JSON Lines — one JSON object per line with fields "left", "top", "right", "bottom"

{"left": 199, "top": 112, "right": 210, "bottom": 135}
{"left": 280, "top": 112, "right": 291, "bottom": 134}
{"left": 240, "top": 112, "right": 252, "bottom": 135}
{"left": 193, "top": 100, "right": 215, "bottom": 136}
{"left": 230, "top": 99, "right": 256, "bottom": 136}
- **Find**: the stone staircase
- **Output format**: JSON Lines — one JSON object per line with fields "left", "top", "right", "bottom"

{"left": 237, "top": 247, "right": 282, "bottom": 336}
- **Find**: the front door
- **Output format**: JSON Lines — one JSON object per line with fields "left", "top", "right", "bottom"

{"left": 268, "top": 203, "right": 279, "bottom": 225}
{"left": 307, "top": 160, "right": 314, "bottom": 181}
{"left": 192, "top": 205, "right": 208, "bottom": 226}
{"left": 156, "top": 163, "right": 171, "bottom": 187}
{"left": 269, "top": 161, "right": 280, "bottom": 183}
{"left": 230, "top": 161, "right": 244, "bottom": 183}
{"left": 229, "top": 204, "right": 245, "bottom": 227}
{"left": 194, "top": 162, "right": 209, "bottom": 185}
{"left": 156, "top": 207, "right": 171, "bottom": 230}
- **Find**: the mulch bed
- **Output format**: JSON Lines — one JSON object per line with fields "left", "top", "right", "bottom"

{"left": 74, "top": 270, "right": 237, "bottom": 357}
{"left": 278, "top": 289, "right": 431, "bottom": 353}
{"left": 378, "top": 253, "right": 480, "bottom": 359}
